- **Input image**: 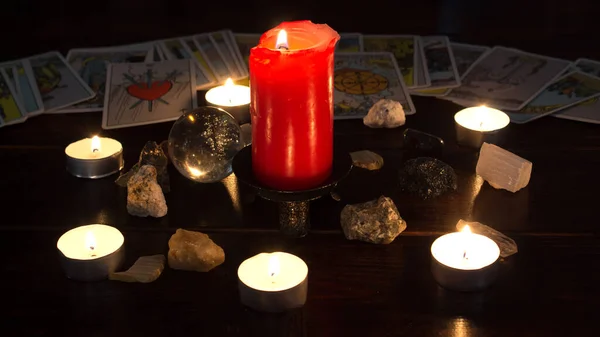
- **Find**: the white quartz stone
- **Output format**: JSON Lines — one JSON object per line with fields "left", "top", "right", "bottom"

{"left": 363, "top": 99, "right": 405, "bottom": 128}
{"left": 476, "top": 143, "right": 532, "bottom": 193}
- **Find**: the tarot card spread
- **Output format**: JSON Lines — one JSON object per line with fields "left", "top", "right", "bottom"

{"left": 63, "top": 47, "right": 153, "bottom": 112}
{"left": 209, "top": 31, "right": 245, "bottom": 78}
{"left": 0, "top": 60, "right": 44, "bottom": 116}
{"left": 413, "top": 36, "right": 460, "bottom": 95}
{"left": 102, "top": 60, "right": 197, "bottom": 129}
{"left": 555, "top": 59, "right": 600, "bottom": 123}
{"left": 446, "top": 46, "right": 572, "bottom": 110}
{"left": 28, "top": 51, "right": 95, "bottom": 112}
{"left": 418, "top": 42, "right": 490, "bottom": 96}
{"left": 413, "top": 38, "right": 431, "bottom": 88}
{"left": 508, "top": 71, "right": 600, "bottom": 123}
{"left": 333, "top": 52, "right": 415, "bottom": 119}
{"left": 159, "top": 39, "right": 216, "bottom": 90}
{"left": 0, "top": 69, "right": 27, "bottom": 126}
{"left": 234, "top": 34, "right": 261, "bottom": 69}
{"left": 363, "top": 35, "right": 418, "bottom": 88}
{"left": 194, "top": 34, "right": 238, "bottom": 82}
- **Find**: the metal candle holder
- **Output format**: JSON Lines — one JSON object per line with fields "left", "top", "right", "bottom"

{"left": 232, "top": 146, "right": 352, "bottom": 237}
{"left": 431, "top": 256, "right": 499, "bottom": 292}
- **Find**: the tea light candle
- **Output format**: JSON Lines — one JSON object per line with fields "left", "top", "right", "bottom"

{"left": 65, "top": 135, "right": 124, "bottom": 179}
{"left": 238, "top": 252, "right": 308, "bottom": 312}
{"left": 431, "top": 225, "right": 500, "bottom": 291}
{"left": 205, "top": 78, "right": 251, "bottom": 124}
{"left": 57, "top": 224, "right": 125, "bottom": 282}
{"left": 454, "top": 106, "right": 510, "bottom": 149}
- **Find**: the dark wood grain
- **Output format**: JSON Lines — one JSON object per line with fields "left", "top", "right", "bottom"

{"left": 1, "top": 1, "right": 600, "bottom": 336}
{"left": 1, "top": 97, "right": 599, "bottom": 234}
{"left": 2, "top": 230, "right": 598, "bottom": 337}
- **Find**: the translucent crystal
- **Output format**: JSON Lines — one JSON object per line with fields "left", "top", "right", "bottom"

{"left": 168, "top": 107, "right": 243, "bottom": 183}
{"left": 115, "top": 141, "right": 170, "bottom": 192}
{"left": 456, "top": 219, "right": 518, "bottom": 257}
{"left": 476, "top": 143, "right": 532, "bottom": 193}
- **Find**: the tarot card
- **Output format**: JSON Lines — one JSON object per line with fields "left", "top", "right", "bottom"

{"left": 508, "top": 71, "right": 600, "bottom": 123}
{"left": 194, "top": 34, "right": 235, "bottom": 82}
{"left": 158, "top": 39, "right": 216, "bottom": 89}
{"left": 234, "top": 33, "right": 261, "bottom": 68}
{"left": 181, "top": 37, "right": 219, "bottom": 84}
{"left": 572, "top": 58, "right": 600, "bottom": 77}
{"left": 0, "top": 60, "right": 44, "bottom": 116}
{"left": 363, "top": 35, "right": 418, "bottom": 88}
{"left": 333, "top": 52, "right": 415, "bottom": 119}
{"left": 413, "top": 37, "right": 431, "bottom": 88}
{"left": 451, "top": 43, "right": 490, "bottom": 76}
{"left": 152, "top": 44, "right": 166, "bottom": 61}
{"left": 554, "top": 95, "right": 600, "bottom": 124}
{"left": 209, "top": 30, "right": 246, "bottom": 79}
{"left": 102, "top": 60, "right": 197, "bottom": 129}
{"left": 445, "top": 46, "right": 572, "bottom": 110}
{"left": 336, "top": 33, "right": 363, "bottom": 53}
{"left": 420, "top": 42, "right": 490, "bottom": 96}
{"left": 223, "top": 30, "right": 249, "bottom": 77}
{"left": 59, "top": 46, "right": 154, "bottom": 113}
{"left": 412, "top": 36, "right": 460, "bottom": 95}
{"left": 0, "top": 68, "right": 28, "bottom": 126}
{"left": 28, "top": 51, "right": 95, "bottom": 112}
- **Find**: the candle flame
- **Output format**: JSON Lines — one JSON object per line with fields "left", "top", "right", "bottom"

{"left": 224, "top": 78, "right": 234, "bottom": 87}
{"left": 268, "top": 254, "right": 280, "bottom": 279}
{"left": 461, "top": 225, "right": 472, "bottom": 234}
{"left": 85, "top": 231, "right": 97, "bottom": 256}
{"left": 91, "top": 136, "right": 101, "bottom": 153}
{"left": 276, "top": 29, "right": 288, "bottom": 50}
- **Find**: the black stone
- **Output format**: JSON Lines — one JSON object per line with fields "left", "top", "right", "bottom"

{"left": 398, "top": 157, "right": 457, "bottom": 200}
{"left": 403, "top": 128, "right": 445, "bottom": 158}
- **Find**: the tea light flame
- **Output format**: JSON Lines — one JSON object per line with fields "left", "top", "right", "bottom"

{"left": 276, "top": 29, "right": 288, "bottom": 50}
{"left": 85, "top": 231, "right": 97, "bottom": 257}
{"left": 225, "top": 78, "right": 234, "bottom": 87}
{"left": 91, "top": 136, "right": 101, "bottom": 153}
{"left": 268, "top": 254, "right": 280, "bottom": 281}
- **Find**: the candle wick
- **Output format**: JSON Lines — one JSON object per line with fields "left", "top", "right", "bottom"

{"left": 479, "top": 121, "right": 484, "bottom": 129}
{"left": 463, "top": 251, "right": 468, "bottom": 260}
{"left": 92, "top": 148, "right": 99, "bottom": 153}
{"left": 276, "top": 45, "right": 289, "bottom": 51}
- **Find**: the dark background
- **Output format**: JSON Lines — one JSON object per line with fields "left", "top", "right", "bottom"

{"left": 2, "top": 0, "right": 598, "bottom": 60}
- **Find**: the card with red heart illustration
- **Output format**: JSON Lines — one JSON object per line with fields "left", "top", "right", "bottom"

{"left": 102, "top": 59, "right": 197, "bottom": 129}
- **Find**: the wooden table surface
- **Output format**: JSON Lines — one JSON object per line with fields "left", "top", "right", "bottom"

{"left": 1, "top": 1, "right": 599, "bottom": 336}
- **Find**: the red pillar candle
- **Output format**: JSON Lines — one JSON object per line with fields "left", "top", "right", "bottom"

{"left": 250, "top": 21, "right": 340, "bottom": 191}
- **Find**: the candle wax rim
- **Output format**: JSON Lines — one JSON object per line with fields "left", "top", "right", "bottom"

{"left": 454, "top": 107, "right": 510, "bottom": 132}
{"left": 57, "top": 224, "right": 124, "bottom": 261}
{"left": 65, "top": 137, "right": 123, "bottom": 160}
{"left": 205, "top": 84, "right": 251, "bottom": 107}
{"left": 431, "top": 232, "right": 500, "bottom": 270}
{"left": 238, "top": 252, "right": 308, "bottom": 292}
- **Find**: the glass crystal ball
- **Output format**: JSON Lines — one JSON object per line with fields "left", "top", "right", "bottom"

{"left": 168, "top": 107, "right": 243, "bottom": 183}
